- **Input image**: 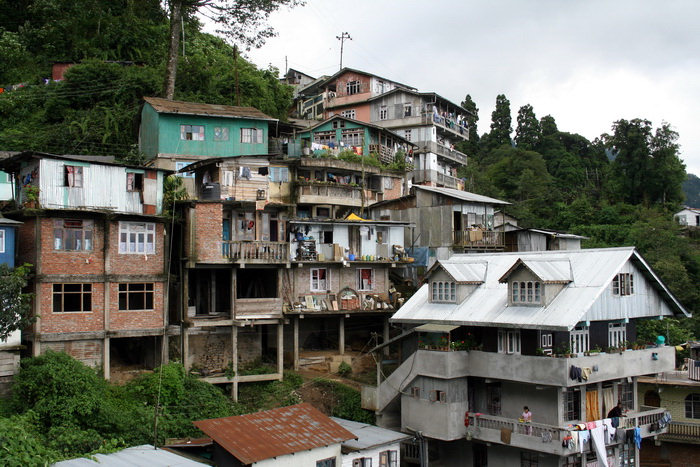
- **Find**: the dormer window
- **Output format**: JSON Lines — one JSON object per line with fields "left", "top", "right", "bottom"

{"left": 511, "top": 281, "right": 541, "bottom": 304}
{"left": 431, "top": 281, "right": 456, "bottom": 302}
{"left": 612, "top": 273, "right": 633, "bottom": 296}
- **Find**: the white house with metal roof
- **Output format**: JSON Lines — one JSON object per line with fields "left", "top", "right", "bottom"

{"left": 332, "top": 417, "right": 411, "bottom": 467}
{"left": 364, "top": 247, "right": 689, "bottom": 467}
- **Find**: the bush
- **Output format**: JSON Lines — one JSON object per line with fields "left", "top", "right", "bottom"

{"left": 337, "top": 361, "right": 352, "bottom": 377}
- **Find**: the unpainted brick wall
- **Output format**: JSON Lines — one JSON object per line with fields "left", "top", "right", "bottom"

{"left": 38, "top": 282, "right": 105, "bottom": 333}
{"left": 382, "top": 176, "right": 405, "bottom": 201}
{"left": 42, "top": 339, "right": 103, "bottom": 368}
{"left": 192, "top": 203, "right": 223, "bottom": 263}
{"left": 109, "top": 281, "right": 165, "bottom": 330}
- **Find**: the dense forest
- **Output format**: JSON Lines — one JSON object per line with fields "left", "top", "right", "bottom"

{"left": 0, "top": 0, "right": 699, "bottom": 462}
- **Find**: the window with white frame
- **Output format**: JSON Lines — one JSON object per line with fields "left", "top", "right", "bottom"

{"left": 379, "top": 450, "right": 398, "bottom": 467}
{"left": 511, "top": 281, "right": 541, "bottom": 304}
{"left": 53, "top": 283, "right": 92, "bottom": 313}
{"left": 498, "top": 329, "right": 521, "bottom": 354}
{"left": 563, "top": 388, "right": 581, "bottom": 421}
{"left": 0, "top": 229, "right": 5, "bottom": 253}
{"left": 269, "top": 167, "right": 289, "bottom": 182}
{"left": 118, "top": 283, "right": 154, "bottom": 311}
{"left": 180, "top": 125, "right": 204, "bottom": 141}
{"left": 431, "top": 281, "right": 456, "bottom": 302}
{"left": 618, "top": 381, "right": 634, "bottom": 410}
{"left": 240, "top": 128, "right": 263, "bottom": 144}
{"left": 118, "top": 222, "right": 155, "bottom": 254}
{"left": 175, "top": 161, "right": 195, "bottom": 178}
{"left": 341, "top": 129, "right": 363, "bottom": 146}
{"left": 222, "top": 170, "right": 235, "bottom": 186}
{"left": 213, "top": 127, "right": 229, "bottom": 141}
{"left": 64, "top": 165, "right": 83, "bottom": 187}
{"left": 341, "top": 109, "right": 356, "bottom": 119}
{"left": 314, "top": 131, "right": 336, "bottom": 146}
{"left": 379, "top": 105, "right": 388, "bottom": 120}
{"left": 54, "top": 219, "right": 93, "bottom": 251}
{"left": 357, "top": 268, "right": 374, "bottom": 291}
{"left": 404, "top": 103, "right": 412, "bottom": 117}
{"left": 332, "top": 120, "right": 346, "bottom": 129}
{"left": 310, "top": 268, "right": 328, "bottom": 292}
{"left": 608, "top": 322, "right": 627, "bottom": 347}
{"left": 570, "top": 324, "right": 589, "bottom": 354}
{"left": 612, "top": 273, "right": 634, "bottom": 296}
{"left": 541, "top": 333, "right": 553, "bottom": 349}
{"left": 346, "top": 80, "right": 361, "bottom": 95}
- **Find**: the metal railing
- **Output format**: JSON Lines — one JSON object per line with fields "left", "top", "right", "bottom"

{"left": 412, "top": 169, "right": 460, "bottom": 188}
{"left": 453, "top": 230, "right": 505, "bottom": 248}
{"left": 689, "top": 358, "right": 700, "bottom": 381}
{"left": 660, "top": 421, "right": 700, "bottom": 442}
{"left": 468, "top": 413, "right": 568, "bottom": 442}
{"left": 417, "top": 141, "right": 468, "bottom": 165}
{"left": 222, "top": 241, "right": 288, "bottom": 263}
{"left": 421, "top": 113, "right": 470, "bottom": 139}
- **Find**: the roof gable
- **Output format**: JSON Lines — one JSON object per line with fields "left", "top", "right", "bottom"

{"left": 143, "top": 97, "right": 275, "bottom": 121}
{"left": 498, "top": 258, "right": 572, "bottom": 284}
{"left": 428, "top": 261, "right": 487, "bottom": 284}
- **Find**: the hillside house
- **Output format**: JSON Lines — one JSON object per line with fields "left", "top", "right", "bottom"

{"left": 332, "top": 417, "right": 411, "bottom": 467}
{"left": 0, "top": 152, "right": 170, "bottom": 381}
{"left": 363, "top": 247, "right": 688, "bottom": 467}
{"left": 675, "top": 207, "right": 700, "bottom": 227}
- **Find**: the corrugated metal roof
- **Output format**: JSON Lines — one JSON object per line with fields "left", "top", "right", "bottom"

{"left": 526, "top": 228, "right": 589, "bottom": 240}
{"left": 441, "top": 262, "right": 487, "bottom": 283}
{"left": 53, "top": 445, "right": 205, "bottom": 466}
{"left": 144, "top": 97, "right": 276, "bottom": 121}
{"left": 415, "top": 324, "right": 459, "bottom": 333}
{"left": 498, "top": 258, "right": 572, "bottom": 283}
{"left": 391, "top": 247, "right": 689, "bottom": 331}
{"left": 193, "top": 403, "right": 356, "bottom": 465}
{"left": 330, "top": 417, "right": 411, "bottom": 451}
{"left": 414, "top": 185, "right": 510, "bottom": 205}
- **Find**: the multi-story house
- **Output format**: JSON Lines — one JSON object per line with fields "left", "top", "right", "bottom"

{"left": 369, "top": 89, "right": 471, "bottom": 190}
{"left": 363, "top": 247, "right": 688, "bottom": 467}
{"left": 636, "top": 342, "right": 700, "bottom": 466}
{"left": 0, "top": 215, "right": 22, "bottom": 395}
{"left": 0, "top": 152, "right": 170, "bottom": 381}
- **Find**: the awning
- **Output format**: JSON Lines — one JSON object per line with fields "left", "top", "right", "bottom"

{"left": 414, "top": 324, "right": 459, "bottom": 333}
{"left": 345, "top": 213, "right": 369, "bottom": 222}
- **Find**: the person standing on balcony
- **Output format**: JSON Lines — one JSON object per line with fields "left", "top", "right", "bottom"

{"left": 607, "top": 401, "right": 624, "bottom": 419}
{"left": 521, "top": 406, "right": 532, "bottom": 434}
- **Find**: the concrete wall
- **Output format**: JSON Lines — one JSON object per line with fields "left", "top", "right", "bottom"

{"left": 254, "top": 444, "right": 341, "bottom": 467}
{"left": 341, "top": 443, "right": 401, "bottom": 467}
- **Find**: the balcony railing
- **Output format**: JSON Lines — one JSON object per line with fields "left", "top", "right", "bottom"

{"left": 412, "top": 169, "right": 461, "bottom": 189}
{"left": 659, "top": 421, "right": 700, "bottom": 443}
{"left": 416, "top": 141, "right": 468, "bottom": 165}
{"left": 421, "top": 113, "right": 470, "bottom": 139}
{"left": 297, "top": 182, "right": 379, "bottom": 206}
{"left": 222, "top": 241, "right": 289, "bottom": 263}
{"left": 689, "top": 358, "right": 700, "bottom": 381}
{"left": 453, "top": 230, "right": 505, "bottom": 249}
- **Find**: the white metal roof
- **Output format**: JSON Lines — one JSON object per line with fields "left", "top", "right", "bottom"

{"left": 414, "top": 324, "right": 460, "bottom": 333}
{"left": 331, "top": 417, "right": 411, "bottom": 452}
{"left": 498, "top": 258, "right": 572, "bottom": 283}
{"left": 414, "top": 185, "right": 510, "bottom": 205}
{"left": 440, "top": 261, "right": 487, "bottom": 283}
{"left": 391, "top": 247, "right": 689, "bottom": 331}
{"left": 53, "top": 445, "right": 205, "bottom": 466}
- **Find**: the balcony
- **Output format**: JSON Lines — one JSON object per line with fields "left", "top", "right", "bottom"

{"left": 416, "top": 141, "right": 467, "bottom": 165}
{"left": 421, "top": 113, "right": 470, "bottom": 140}
{"left": 465, "top": 407, "right": 668, "bottom": 455}
{"left": 222, "top": 241, "right": 289, "bottom": 264}
{"left": 297, "top": 182, "right": 380, "bottom": 207}
{"left": 658, "top": 421, "right": 700, "bottom": 444}
{"left": 412, "top": 169, "right": 461, "bottom": 189}
{"left": 453, "top": 230, "right": 505, "bottom": 250}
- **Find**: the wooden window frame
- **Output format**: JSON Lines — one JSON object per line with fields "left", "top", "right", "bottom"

{"left": 53, "top": 283, "right": 92, "bottom": 313}
{"left": 310, "top": 268, "right": 329, "bottom": 292}
{"left": 118, "top": 283, "right": 155, "bottom": 311}
{"left": 53, "top": 219, "right": 93, "bottom": 251}
{"left": 180, "top": 125, "right": 205, "bottom": 141}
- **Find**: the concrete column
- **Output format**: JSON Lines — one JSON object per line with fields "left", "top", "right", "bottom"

{"left": 161, "top": 335, "right": 169, "bottom": 365}
{"left": 293, "top": 316, "right": 299, "bottom": 371}
{"left": 597, "top": 382, "right": 603, "bottom": 420}
{"left": 232, "top": 325, "right": 238, "bottom": 401}
{"left": 580, "top": 385, "right": 587, "bottom": 422}
{"left": 277, "top": 323, "right": 284, "bottom": 379}
{"left": 339, "top": 316, "right": 345, "bottom": 355}
{"left": 103, "top": 337, "right": 110, "bottom": 380}
{"left": 210, "top": 270, "right": 216, "bottom": 314}
{"left": 383, "top": 317, "right": 390, "bottom": 357}
{"left": 183, "top": 328, "right": 190, "bottom": 371}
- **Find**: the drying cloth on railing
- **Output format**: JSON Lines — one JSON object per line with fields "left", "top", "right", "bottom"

{"left": 570, "top": 365, "right": 582, "bottom": 382}
{"left": 569, "top": 431, "right": 578, "bottom": 450}
{"left": 658, "top": 412, "right": 672, "bottom": 429}
{"left": 590, "top": 426, "right": 609, "bottom": 467}
{"left": 578, "top": 430, "right": 590, "bottom": 453}
{"left": 500, "top": 428, "right": 512, "bottom": 444}
{"left": 541, "top": 431, "right": 552, "bottom": 443}
{"left": 634, "top": 427, "right": 642, "bottom": 449}
{"left": 602, "top": 418, "right": 616, "bottom": 443}
{"left": 616, "top": 428, "right": 626, "bottom": 443}
{"left": 611, "top": 416, "right": 620, "bottom": 428}
{"left": 581, "top": 367, "right": 592, "bottom": 380}
{"left": 586, "top": 421, "right": 598, "bottom": 430}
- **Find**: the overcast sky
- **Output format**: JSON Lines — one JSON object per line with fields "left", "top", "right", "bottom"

{"left": 214, "top": 0, "right": 700, "bottom": 175}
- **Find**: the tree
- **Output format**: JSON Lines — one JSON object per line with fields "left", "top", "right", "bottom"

{"left": 514, "top": 104, "right": 540, "bottom": 150}
{"left": 457, "top": 94, "right": 479, "bottom": 156}
{"left": 487, "top": 94, "right": 512, "bottom": 149}
{"left": 0, "top": 263, "right": 33, "bottom": 341}
{"left": 648, "top": 123, "right": 686, "bottom": 206}
{"left": 163, "top": 0, "right": 304, "bottom": 99}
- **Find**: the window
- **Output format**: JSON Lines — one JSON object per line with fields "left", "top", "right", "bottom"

{"left": 54, "top": 219, "right": 93, "bottom": 251}
{"left": 404, "top": 103, "right": 412, "bottom": 117}
{"left": 341, "top": 109, "right": 356, "bottom": 119}
{"left": 321, "top": 230, "right": 334, "bottom": 244}
{"left": 269, "top": 167, "right": 289, "bottom": 182}
{"left": 53, "top": 283, "right": 92, "bottom": 313}
{"left": 429, "top": 389, "right": 447, "bottom": 403}
{"left": 317, "top": 458, "right": 336, "bottom": 467}
{"left": 609, "top": 322, "right": 627, "bottom": 347}
{"left": 341, "top": 129, "right": 363, "bottom": 146}
{"left": 311, "top": 268, "right": 328, "bottom": 292}
{"left": 431, "top": 281, "right": 456, "bottom": 302}
{"left": 618, "top": 381, "right": 634, "bottom": 410}
{"left": 213, "top": 127, "right": 229, "bottom": 141}
{"left": 353, "top": 459, "right": 371, "bottom": 467}
{"left": 521, "top": 452, "right": 538, "bottom": 467}
{"left": 126, "top": 172, "right": 143, "bottom": 192}
{"left": 486, "top": 383, "right": 501, "bottom": 415}
{"left": 314, "top": 131, "right": 336, "bottom": 146}
{"left": 175, "top": 161, "right": 195, "bottom": 178}
{"left": 379, "top": 105, "right": 387, "bottom": 120}
{"left": 332, "top": 120, "right": 346, "bottom": 129}
{"left": 118, "top": 222, "right": 155, "bottom": 254}
{"left": 404, "top": 129, "right": 412, "bottom": 141}
{"left": 563, "top": 388, "right": 581, "bottom": 421}
{"left": 498, "top": 329, "right": 521, "bottom": 354}
{"left": 65, "top": 165, "right": 83, "bottom": 187}
{"left": 570, "top": 324, "right": 589, "bottom": 355}
{"left": 0, "top": 229, "right": 4, "bottom": 253}
{"left": 512, "top": 281, "right": 541, "bottom": 304}
{"left": 612, "top": 273, "right": 634, "bottom": 296}
{"left": 541, "top": 333, "right": 553, "bottom": 348}
{"left": 316, "top": 207, "right": 331, "bottom": 218}
{"left": 411, "top": 386, "right": 420, "bottom": 398}
{"left": 357, "top": 268, "right": 374, "bottom": 291}
{"left": 346, "top": 80, "right": 361, "bottom": 95}
{"left": 240, "top": 128, "right": 263, "bottom": 143}
{"left": 118, "top": 283, "right": 154, "bottom": 311}
{"left": 685, "top": 394, "right": 700, "bottom": 419}
{"left": 180, "top": 125, "right": 204, "bottom": 141}
{"left": 379, "top": 450, "right": 397, "bottom": 467}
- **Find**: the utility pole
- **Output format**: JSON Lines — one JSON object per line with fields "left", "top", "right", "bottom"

{"left": 336, "top": 32, "right": 352, "bottom": 70}
{"left": 233, "top": 44, "right": 240, "bottom": 106}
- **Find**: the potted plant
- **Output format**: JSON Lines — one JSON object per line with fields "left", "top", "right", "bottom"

{"left": 23, "top": 185, "right": 40, "bottom": 209}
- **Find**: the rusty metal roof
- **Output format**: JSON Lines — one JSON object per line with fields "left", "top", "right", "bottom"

{"left": 144, "top": 97, "right": 276, "bottom": 121}
{"left": 193, "top": 403, "right": 356, "bottom": 464}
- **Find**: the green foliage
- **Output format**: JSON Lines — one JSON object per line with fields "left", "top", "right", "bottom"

{"left": 682, "top": 173, "right": 700, "bottom": 206}
{"left": 514, "top": 104, "right": 540, "bottom": 150}
{"left": 238, "top": 371, "right": 304, "bottom": 411}
{"left": 337, "top": 361, "right": 352, "bottom": 377}
{"left": 312, "top": 379, "right": 374, "bottom": 424}
{"left": 0, "top": 263, "right": 34, "bottom": 341}
{"left": 0, "top": 412, "right": 61, "bottom": 466}
{"left": 637, "top": 319, "right": 692, "bottom": 346}
{"left": 487, "top": 94, "right": 512, "bottom": 149}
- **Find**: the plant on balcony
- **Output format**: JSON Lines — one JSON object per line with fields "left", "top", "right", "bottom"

{"left": 23, "top": 185, "right": 40, "bottom": 209}
{"left": 555, "top": 343, "right": 572, "bottom": 357}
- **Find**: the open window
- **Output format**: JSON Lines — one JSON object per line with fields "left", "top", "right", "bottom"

{"left": 65, "top": 165, "right": 83, "bottom": 187}
{"left": 126, "top": 172, "right": 144, "bottom": 192}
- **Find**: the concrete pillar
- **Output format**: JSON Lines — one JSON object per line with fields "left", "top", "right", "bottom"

{"left": 383, "top": 317, "right": 390, "bottom": 357}
{"left": 161, "top": 335, "right": 169, "bottom": 365}
{"left": 277, "top": 323, "right": 284, "bottom": 379}
{"left": 103, "top": 337, "right": 110, "bottom": 380}
{"left": 232, "top": 325, "right": 238, "bottom": 401}
{"left": 183, "top": 328, "right": 190, "bottom": 371}
{"left": 339, "top": 316, "right": 345, "bottom": 355}
{"left": 580, "top": 385, "right": 587, "bottom": 422}
{"left": 210, "top": 270, "right": 216, "bottom": 314}
{"left": 597, "top": 382, "right": 603, "bottom": 420}
{"left": 293, "top": 316, "right": 299, "bottom": 371}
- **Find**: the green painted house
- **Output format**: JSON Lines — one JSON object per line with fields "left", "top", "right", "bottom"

{"left": 296, "top": 115, "right": 414, "bottom": 165}
{"left": 139, "top": 97, "right": 277, "bottom": 172}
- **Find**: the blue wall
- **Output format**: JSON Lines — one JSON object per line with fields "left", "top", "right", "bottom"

{"left": 0, "top": 226, "right": 16, "bottom": 267}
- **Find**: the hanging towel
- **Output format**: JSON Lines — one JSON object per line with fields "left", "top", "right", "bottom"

{"left": 586, "top": 390, "right": 600, "bottom": 421}
{"left": 611, "top": 417, "right": 620, "bottom": 428}
{"left": 603, "top": 387, "right": 615, "bottom": 416}
{"left": 634, "top": 427, "right": 642, "bottom": 449}
{"left": 602, "top": 418, "right": 616, "bottom": 443}
{"left": 616, "top": 428, "right": 626, "bottom": 443}
{"left": 581, "top": 367, "right": 592, "bottom": 380}
{"left": 569, "top": 431, "right": 579, "bottom": 450}
{"left": 590, "top": 426, "right": 609, "bottom": 467}
{"left": 586, "top": 421, "right": 598, "bottom": 430}
{"left": 579, "top": 430, "right": 590, "bottom": 453}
